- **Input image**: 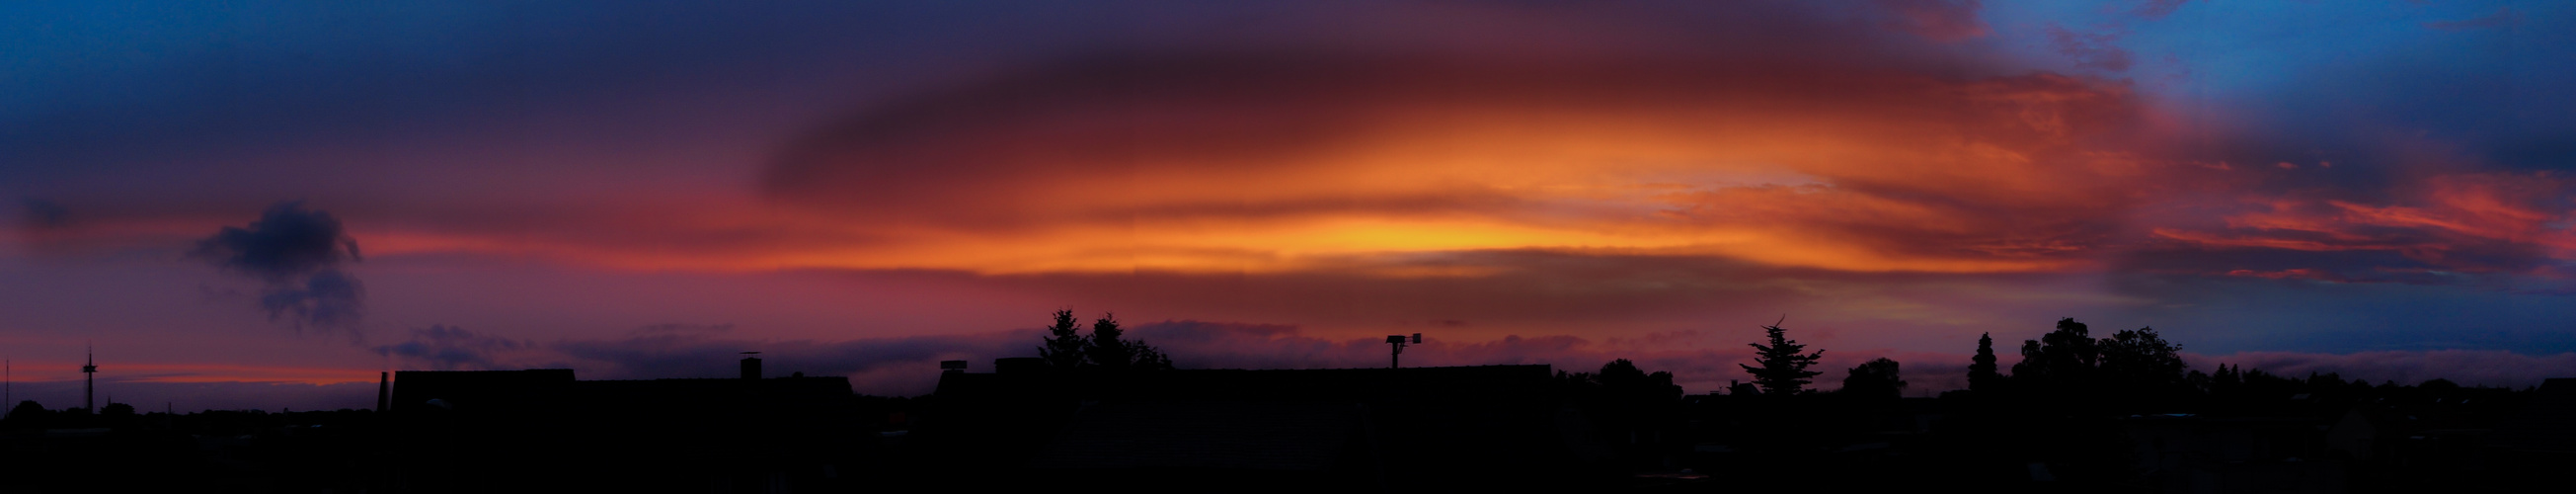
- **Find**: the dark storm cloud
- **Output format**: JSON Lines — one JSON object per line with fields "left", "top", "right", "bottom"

{"left": 262, "top": 270, "right": 364, "bottom": 330}
{"left": 193, "top": 202, "right": 365, "bottom": 332}
{"left": 194, "top": 202, "right": 361, "bottom": 281}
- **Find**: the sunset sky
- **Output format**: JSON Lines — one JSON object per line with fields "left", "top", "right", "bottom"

{"left": 7, "top": 1, "right": 2575, "bottom": 410}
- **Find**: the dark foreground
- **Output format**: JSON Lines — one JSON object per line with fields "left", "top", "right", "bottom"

{"left": 4, "top": 364, "right": 2571, "bottom": 493}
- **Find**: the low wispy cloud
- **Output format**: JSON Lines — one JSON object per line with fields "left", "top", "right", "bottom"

{"left": 2045, "top": 24, "right": 2133, "bottom": 72}
{"left": 2423, "top": 8, "right": 2521, "bottom": 32}
{"left": 2129, "top": 0, "right": 2191, "bottom": 21}
{"left": 2141, "top": 172, "right": 2576, "bottom": 283}
{"left": 371, "top": 325, "right": 539, "bottom": 370}
{"left": 1868, "top": 0, "right": 1991, "bottom": 41}
{"left": 18, "top": 199, "right": 70, "bottom": 229}
{"left": 632, "top": 323, "right": 737, "bottom": 335}
{"left": 2189, "top": 350, "right": 2576, "bottom": 388}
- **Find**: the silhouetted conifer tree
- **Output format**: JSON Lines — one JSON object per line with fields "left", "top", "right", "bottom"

{"left": 1083, "top": 313, "right": 1173, "bottom": 371}
{"left": 1087, "top": 314, "right": 1133, "bottom": 371}
{"left": 1132, "top": 343, "right": 1174, "bottom": 371}
{"left": 1728, "top": 380, "right": 1759, "bottom": 396}
{"left": 1038, "top": 309, "right": 1087, "bottom": 370}
{"left": 1840, "top": 358, "right": 1906, "bottom": 399}
{"left": 1741, "top": 322, "right": 1823, "bottom": 395}
{"left": 1969, "top": 332, "right": 2000, "bottom": 392}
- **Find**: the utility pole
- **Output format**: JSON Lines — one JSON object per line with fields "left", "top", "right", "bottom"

{"left": 1384, "top": 333, "right": 1421, "bottom": 369}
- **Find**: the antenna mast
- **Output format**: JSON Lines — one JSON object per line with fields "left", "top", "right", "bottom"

{"left": 1384, "top": 333, "right": 1421, "bottom": 369}
{"left": 83, "top": 344, "right": 98, "bottom": 414}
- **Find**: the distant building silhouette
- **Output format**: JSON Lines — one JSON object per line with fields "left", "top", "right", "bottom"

{"left": 918, "top": 363, "right": 1607, "bottom": 491}
{"left": 385, "top": 367, "right": 862, "bottom": 493}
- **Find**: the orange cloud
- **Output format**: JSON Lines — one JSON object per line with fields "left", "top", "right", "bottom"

{"left": 757, "top": 53, "right": 2166, "bottom": 276}
{"left": 2152, "top": 172, "right": 2575, "bottom": 276}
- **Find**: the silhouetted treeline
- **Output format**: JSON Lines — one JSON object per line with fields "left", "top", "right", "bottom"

{"left": 1635, "top": 317, "right": 2560, "bottom": 494}
{"left": 2, "top": 313, "right": 2565, "bottom": 493}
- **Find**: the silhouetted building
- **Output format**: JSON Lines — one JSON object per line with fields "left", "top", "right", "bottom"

{"left": 386, "top": 369, "right": 863, "bottom": 493}
{"left": 2481, "top": 378, "right": 2576, "bottom": 490}
{"left": 2125, "top": 414, "right": 2345, "bottom": 494}
{"left": 916, "top": 364, "right": 1607, "bottom": 492}
{"left": 2485, "top": 378, "right": 2576, "bottom": 454}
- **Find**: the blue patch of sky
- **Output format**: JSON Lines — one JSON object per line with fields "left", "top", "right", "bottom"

{"left": 1984, "top": 1, "right": 2576, "bottom": 170}
{"left": 2110, "top": 272, "right": 2576, "bottom": 355}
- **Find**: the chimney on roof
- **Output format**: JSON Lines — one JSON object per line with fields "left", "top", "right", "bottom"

{"left": 741, "top": 352, "right": 762, "bottom": 380}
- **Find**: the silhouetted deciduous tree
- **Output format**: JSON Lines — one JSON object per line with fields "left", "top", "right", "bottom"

{"left": 1969, "top": 332, "right": 2001, "bottom": 392}
{"left": 1840, "top": 358, "right": 1906, "bottom": 399}
{"left": 2011, "top": 317, "right": 2097, "bottom": 391}
{"left": 2012, "top": 339, "right": 2043, "bottom": 379}
{"left": 1595, "top": 359, "right": 1683, "bottom": 401}
{"left": 2098, "top": 326, "right": 2187, "bottom": 392}
{"left": 4, "top": 400, "right": 48, "bottom": 426}
{"left": 1577, "top": 359, "right": 1682, "bottom": 460}
{"left": 1037, "top": 309, "right": 1087, "bottom": 370}
{"left": 1741, "top": 322, "right": 1823, "bottom": 395}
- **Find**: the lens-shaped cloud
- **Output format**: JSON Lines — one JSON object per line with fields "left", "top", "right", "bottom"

{"left": 763, "top": 51, "right": 2164, "bottom": 275}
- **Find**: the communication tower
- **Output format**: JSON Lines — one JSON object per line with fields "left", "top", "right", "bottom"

{"left": 83, "top": 345, "right": 98, "bottom": 413}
